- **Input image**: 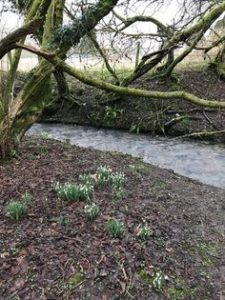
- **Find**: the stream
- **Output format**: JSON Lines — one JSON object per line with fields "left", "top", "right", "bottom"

{"left": 28, "top": 123, "right": 225, "bottom": 189}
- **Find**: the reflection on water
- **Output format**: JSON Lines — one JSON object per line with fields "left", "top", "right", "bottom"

{"left": 27, "top": 123, "right": 225, "bottom": 189}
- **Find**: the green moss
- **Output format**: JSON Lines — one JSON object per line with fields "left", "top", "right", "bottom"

{"left": 67, "top": 272, "right": 85, "bottom": 287}
{"left": 196, "top": 242, "right": 214, "bottom": 268}
{"left": 166, "top": 277, "right": 197, "bottom": 299}
{"left": 167, "top": 286, "right": 196, "bottom": 300}
{"left": 180, "top": 117, "right": 190, "bottom": 127}
{"left": 138, "top": 269, "right": 153, "bottom": 285}
{"left": 187, "top": 240, "right": 220, "bottom": 279}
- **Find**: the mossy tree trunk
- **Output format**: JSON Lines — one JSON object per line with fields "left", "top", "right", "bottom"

{"left": 213, "top": 43, "right": 225, "bottom": 79}
{"left": 0, "top": 0, "right": 63, "bottom": 157}
{"left": 0, "top": 0, "right": 119, "bottom": 158}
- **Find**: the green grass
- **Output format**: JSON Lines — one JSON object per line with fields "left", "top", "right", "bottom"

{"left": 175, "top": 60, "right": 208, "bottom": 72}
{"left": 84, "top": 66, "right": 134, "bottom": 81}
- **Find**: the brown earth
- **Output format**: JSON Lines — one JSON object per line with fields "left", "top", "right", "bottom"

{"left": 0, "top": 137, "right": 225, "bottom": 299}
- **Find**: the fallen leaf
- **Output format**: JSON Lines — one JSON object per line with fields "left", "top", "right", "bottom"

{"left": 10, "top": 278, "right": 25, "bottom": 292}
{"left": 0, "top": 252, "right": 10, "bottom": 259}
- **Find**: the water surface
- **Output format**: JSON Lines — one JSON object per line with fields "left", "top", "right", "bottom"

{"left": 28, "top": 123, "right": 225, "bottom": 189}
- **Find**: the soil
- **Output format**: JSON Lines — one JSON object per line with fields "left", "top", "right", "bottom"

{"left": 41, "top": 68, "right": 225, "bottom": 141}
{"left": 1, "top": 137, "right": 225, "bottom": 299}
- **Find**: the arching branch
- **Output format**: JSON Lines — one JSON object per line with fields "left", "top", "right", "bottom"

{"left": 12, "top": 43, "right": 225, "bottom": 109}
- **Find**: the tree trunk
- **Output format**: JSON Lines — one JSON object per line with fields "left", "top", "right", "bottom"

{"left": 53, "top": 69, "right": 69, "bottom": 102}
{"left": 0, "top": 0, "right": 120, "bottom": 158}
{"left": 0, "top": 133, "right": 19, "bottom": 158}
{"left": 0, "top": 0, "right": 64, "bottom": 158}
{"left": 213, "top": 44, "right": 225, "bottom": 79}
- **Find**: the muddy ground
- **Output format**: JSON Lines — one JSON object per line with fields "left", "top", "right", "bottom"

{"left": 0, "top": 137, "right": 225, "bottom": 299}
{"left": 41, "top": 68, "right": 225, "bottom": 141}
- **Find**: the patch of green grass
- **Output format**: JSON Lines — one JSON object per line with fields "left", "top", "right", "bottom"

{"left": 95, "top": 166, "right": 126, "bottom": 201}
{"left": 106, "top": 219, "right": 125, "bottom": 238}
{"left": 175, "top": 61, "right": 208, "bottom": 72}
{"left": 189, "top": 241, "right": 217, "bottom": 267}
{"left": 167, "top": 286, "right": 196, "bottom": 300}
{"left": 84, "top": 66, "right": 133, "bottom": 81}
{"left": 138, "top": 269, "right": 153, "bottom": 285}
{"left": 35, "top": 144, "right": 49, "bottom": 155}
{"left": 84, "top": 203, "right": 100, "bottom": 221}
{"left": 199, "top": 242, "right": 213, "bottom": 257}
{"left": 128, "top": 162, "right": 152, "bottom": 176}
{"left": 55, "top": 182, "right": 93, "bottom": 201}
{"left": 9, "top": 149, "right": 19, "bottom": 159}
{"left": 67, "top": 272, "right": 85, "bottom": 288}
{"left": 167, "top": 278, "right": 197, "bottom": 300}
{"left": 6, "top": 193, "right": 32, "bottom": 220}
{"left": 180, "top": 116, "right": 190, "bottom": 127}
{"left": 196, "top": 241, "right": 215, "bottom": 268}
{"left": 187, "top": 240, "right": 219, "bottom": 281}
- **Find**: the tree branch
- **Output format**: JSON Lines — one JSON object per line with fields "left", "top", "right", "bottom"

{"left": 13, "top": 43, "right": 225, "bottom": 109}
{"left": 58, "top": 0, "right": 119, "bottom": 55}
{"left": 112, "top": 11, "right": 171, "bottom": 37}
{"left": 121, "top": 1, "right": 225, "bottom": 86}
{"left": 87, "top": 32, "right": 120, "bottom": 84}
{"left": 0, "top": 0, "right": 52, "bottom": 59}
{"left": 0, "top": 19, "right": 43, "bottom": 59}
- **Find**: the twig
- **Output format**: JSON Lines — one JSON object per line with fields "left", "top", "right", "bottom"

{"left": 175, "top": 129, "right": 225, "bottom": 139}
{"left": 202, "top": 109, "right": 219, "bottom": 130}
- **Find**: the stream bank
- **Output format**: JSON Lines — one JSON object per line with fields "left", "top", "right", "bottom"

{"left": 41, "top": 68, "right": 225, "bottom": 141}
{"left": 28, "top": 123, "right": 225, "bottom": 189}
{"left": 1, "top": 137, "right": 225, "bottom": 299}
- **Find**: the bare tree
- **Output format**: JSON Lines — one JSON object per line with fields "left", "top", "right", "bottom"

{"left": 1, "top": 0, "right": 225, "bottom": 157}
